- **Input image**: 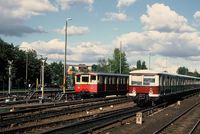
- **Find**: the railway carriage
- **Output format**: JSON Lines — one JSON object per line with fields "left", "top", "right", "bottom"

{"left": 128, "top": 70, "right": 200, "bottom": 105}
{"left": 75, "top": 73, "right": 129, "bottom": 97}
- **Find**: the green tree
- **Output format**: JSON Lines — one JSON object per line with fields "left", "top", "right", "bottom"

{"left": 27, "top": 50, "right": 41, "bottom": 85}
{"left": 91, "top": 64, "right": 97, "bottom": 72}
{"left": 49, "top": 61, "right": 63, "bottom": 86}
{"left": 141, "top": 61, "right": 147, "bottom": 69}
{"left": 0, "top": 38, "right": 52, "bottom": 90}
{"left": 176, "top": 66, "right": 189, "bottom": 75}
{"left": 136, "top": 60, "right": 147, "bottom": 70}
{"left": 136, "top": 60, "right": 142, "bottom": 69}
{"left": 96, "top": 58, "right": 108, "bottom": 72}
{"left": 107, "top": 48, "right": 129, "bottom": 74}
{"left": 193, "top": 70, "right": 200, "bottom": 77}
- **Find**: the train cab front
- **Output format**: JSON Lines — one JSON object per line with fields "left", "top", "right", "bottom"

{"left": 128, "top": 86, "right": 150, "bottom": 106}
{"left": 75, "top": 73, "right": 98, "bottom": 98}
{"left": 129, "top": 70, "right": 160, "bottom": 106}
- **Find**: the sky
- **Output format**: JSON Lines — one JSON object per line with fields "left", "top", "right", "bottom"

{"left": 1, "top": 0, "right": 200, "bottom": 74}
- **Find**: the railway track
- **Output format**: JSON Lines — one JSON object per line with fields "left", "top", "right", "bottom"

{"left": 0, "top": 96, "right": 132, "bottom": 133}
{"left": 153, "top": 100, "right": 200, "bottom": 134}
{"left": 0, "top": 96, "right": 126, "bottom": 116}
{"left": 189, "top": 119, "right": 200, "bottom": 134}
{"left": 39, "top": 106, "right": 143, "bottom": 134}
{"left": 0, "top": 98, "right": 53, "bottom": 107}
{"left": 39, "top": 103, "right": 168, "bottom": 134}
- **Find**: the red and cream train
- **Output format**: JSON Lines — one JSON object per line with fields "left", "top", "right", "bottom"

{"left": 128, "top": 70, "right": 200, "bottom": 105}
{"left": 75, "top": 73, "right": 128, "bottom": 97}
{"left": 74, "top": 70, "right": 200, "bottom": 105}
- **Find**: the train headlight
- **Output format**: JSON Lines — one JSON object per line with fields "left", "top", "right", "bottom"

{"left": 149, "top": 88, "right": 153, "bottom": 95}
{"left": 132, "top": 89, "right": 136, "bottom": 96}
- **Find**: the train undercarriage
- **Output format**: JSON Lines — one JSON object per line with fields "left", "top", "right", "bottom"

{"left": 133, "top": 88, "right": 200, "bottom": 106}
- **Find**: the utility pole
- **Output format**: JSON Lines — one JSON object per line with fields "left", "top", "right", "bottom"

{"left": 120, "top": 41, "right": 122, "bottom": 74}
{"left": 149, "top": 52, "right": 151, "bottom": 70}
{"left": 63, "top": 18, "right": 72, "bottom": 94}
{"left": 25, "top": 52, "right": 28, "bottom": 89}
{"left": 8, "top": 60, "right": 13, "bottom": 95}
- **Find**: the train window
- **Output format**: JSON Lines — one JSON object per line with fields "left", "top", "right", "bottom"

{"left": 131, "top": 75, "right": 143, "bottom": 86}
{"left": 108, "top": 77, "right": 111, "bottom": 84}
{"left": 112, "top": 77, "right": 115, "bottom": 84}
{"left": 76, "top": 75, "right": 80, "bottom": 82}
{"left": 132, "top": 81, "right": 142, "bottom": 86}
{"left": 143, "top": 78, "right": 155, "bottom": 85}
{"left": 91, "top": 75, "right": 96, "bottom": 81}
{"left": 82, "top": 76, "right": 89, "bottom": 82}
{"left": 104, "top": 77, "right": 108, "bottom": 84}
{"left": 123, "top": 78, "right": 125, "bottom": 84}
{"left": 122, "top": 78, "right": 125, "bottom": 84}
{"left": 98, "top": 76, "right": 103, "bottom": 84}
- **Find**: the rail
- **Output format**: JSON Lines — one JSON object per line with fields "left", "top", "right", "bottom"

{"left": 153, "top": 101, "right": 200, "bottom": 134}
{"left": 0, "top": 97, "right": 131, "bottom": 133}
{"left": 39, "top": 103, "right": 167, "bottom": 134}
{"left": 188, "top": 119, "right": 200, "bottom": 134}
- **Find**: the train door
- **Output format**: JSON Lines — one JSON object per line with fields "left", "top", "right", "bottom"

{"left": 112, "top": 76, "right": 117, "bottom": 95}
{"left": 75, "top": 74, "right": 81, "bottom": 92}
{"left": 163, "top": 75, "right": 168, "bottom": 95}
{"left": 97, "top": 75, "right": 105, "bottom": 96}
{"left": 118, "top": 76, "right": 127, "bottom": 95}
{"left": 116, "top": 77, "right": 119, "bottom": 95}
{"left": 104, "top": 76, "right": 108, "bottom": 93}
{"left": 159, "top": 75, "right": 164, "bottom": 95}
{"left": 106, "top": 76, "right": 112, "bottom": 95}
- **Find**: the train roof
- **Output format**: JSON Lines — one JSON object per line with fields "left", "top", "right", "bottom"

{"left": 129, "top": 69, "right": 200, "bottom": 79}
{"left": 75, "top": 72, "right": 129, "bottom": 77}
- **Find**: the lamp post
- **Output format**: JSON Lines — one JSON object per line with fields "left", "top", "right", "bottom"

{"left": 8, "top": 60, "right": 13, "bottom": 95}
{"left": 63, "top": 18, "right": 72, "bottom": 94}
{"left": 120, "top": 41, "right": 122, "bottom": 74}
{"left": 25, "top": 52, "right": 28, "bottom": 88}
{"left": 41, "top": 57, "right": 47, "bottom": 99}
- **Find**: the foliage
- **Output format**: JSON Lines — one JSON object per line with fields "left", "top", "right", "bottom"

{"left": 96, "top": 58, "right": 109, "bottom": 73}
{"left": 136, "top": 60, "right": 147, "bottom": 70}
{"left": 96, "top": 48, "right": 129, "bottom": 74}
{"left": 108, "top": 48, "right": 129, "bottom": 74}
{"left": 49, "top": 62, "right": 63, "bottom": 85}
{"left": 91, "top": 64, "right": 97, "bottom": 72}
{"left": 177, "top": 66, "right": 200, "bottom": 77}
{"left": 176, "top": 66, "right": 189, "bottom": 75}
{"left": 0, "top": 39, "right": 51, "bottom": 90}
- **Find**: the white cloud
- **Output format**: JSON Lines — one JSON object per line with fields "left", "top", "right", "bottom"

{"left": 111, "top": 3, "right": 200, "bottom": 73}
{"left": 20, "top": 39, "right": 110, "bottom": 63}
{"left": 0, "top": 0, "right": 57, "bottom": 36}
{"left": 141, "top": 3, "right": 196, "bottom": 32}
{"left": 56, "top": 0, "right": 94, "bottom": 12}
{"left": 194, "top": 11, "right": 200, "bottom": 24}
{"left": 113, "top": 30, "right": 200, "bottom": 73}
{"left": 0, "top": 0, "right": 57, "bottom": 19}
{"left": 117, "top": 0, "right": 136, "bottom": 8}
{"left": 55, "top": 25, "right": 89, "bottom": 36}
{"left": 114, "top": 31, "right": 200, "bottom": 58}
{"left": 101, "top": 12, "right": 129, "bottom": 22}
